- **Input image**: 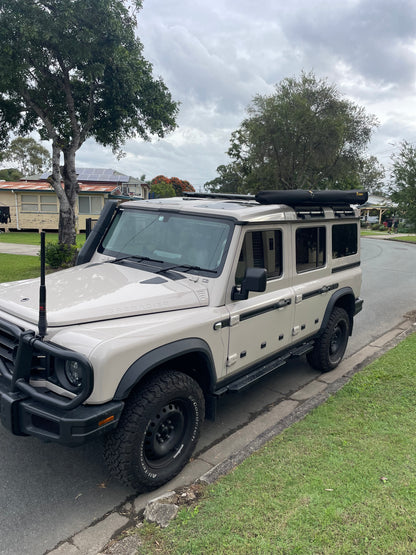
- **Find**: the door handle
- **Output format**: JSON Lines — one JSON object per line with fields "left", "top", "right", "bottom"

{"left": 320, "top": 283, "right": 338, "bottom": 294}
{"left": 276, "top": 298, "right": 291, "bottom": 308}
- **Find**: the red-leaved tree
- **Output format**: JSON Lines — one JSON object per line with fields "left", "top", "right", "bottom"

{"left": 151, "top": 175, "right": 195, "bottom": 196}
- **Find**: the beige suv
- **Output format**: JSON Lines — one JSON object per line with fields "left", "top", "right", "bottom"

{"left": 0, "top": 189, "right": 367, "bottom": 490}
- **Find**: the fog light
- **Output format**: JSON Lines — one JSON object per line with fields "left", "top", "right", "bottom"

{"left": 65, "top": 360, "right": 83, "bottom": 388}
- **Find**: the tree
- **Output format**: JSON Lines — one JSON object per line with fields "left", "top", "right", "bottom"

{"left": 151, "top": 175, "right": 171, "bottom": 186}
{"left": 205, "top": 72, "right": 378, "bottom": 193}
{"left": 169, "top": 177, "right": 195, "bottom": 196}
{"left": 204, "top": 163, "right": 248, "bottom": 194}
{"left": 151, "top": 181, "right": 176, "bottom": 198}
{"left": 358, "top": 156, "right": 385, "bottom": 194}
{"left": 151, "top": 175, "right": 195, "bottom": 196}
{"left": 390, "top": 141, "right": 416, "bottom": 231}
{"left": 0, "top": 0, "right": 178, "bottom": 244}
{"left": 0, "top": 137, "right": 50, "bottom": 175}
{"left": 0, "top": 168, "right": 22, "bottom": 181}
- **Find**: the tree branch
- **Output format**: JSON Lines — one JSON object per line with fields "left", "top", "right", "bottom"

{"left": 55, "top": 53, "right": 81, "bottom": 149}
{"left": 20, "top": 88, "right": 57, "bottom": 142}
{"left": 79, "top": 81, "right": 97, "bottom": 145}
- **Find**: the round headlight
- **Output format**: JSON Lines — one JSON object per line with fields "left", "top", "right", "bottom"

{"left": 65, "top": 360, "right": 83, "bottom": 388}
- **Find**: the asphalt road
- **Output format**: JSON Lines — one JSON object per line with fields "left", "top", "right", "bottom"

{"left": 351, "top": 237, "right": 416, "bottom": 354}
{"left": 0, "top": 237, "right": 415, "bottom": 555}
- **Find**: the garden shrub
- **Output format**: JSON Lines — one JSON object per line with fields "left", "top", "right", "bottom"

{"left": 43, "top": 243, "right": 78, "bottom": 268}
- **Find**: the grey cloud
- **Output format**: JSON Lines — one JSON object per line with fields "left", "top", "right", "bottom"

{"left": 281, "top": 0, "right": 416, "bottom": 90}
{"left": 75, "top": 0, "right": 416, "bottom": 186}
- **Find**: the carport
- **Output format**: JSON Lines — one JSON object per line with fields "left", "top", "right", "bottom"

{"left": 359, "top": 194, "right": 396, "bottom": 224}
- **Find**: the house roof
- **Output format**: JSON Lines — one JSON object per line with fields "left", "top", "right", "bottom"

{"left": 35, "top": 168, "right": 132, "bottom": 184}
{"left": 0, "top": 181, "right": 117, "bottom": 193}
{"left": 360, "top": 194, "right": 396, "bottom": 209}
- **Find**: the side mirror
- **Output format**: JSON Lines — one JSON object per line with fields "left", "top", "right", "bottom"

{"left": 232, "top": 267, "right": 267, "bottom": 301}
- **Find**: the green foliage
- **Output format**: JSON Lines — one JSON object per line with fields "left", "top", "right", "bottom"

{"left": 0, "top": 167, "right": 22, "bottom": 181}
{"left": 205, "top": 72, "right": 379, "bottom": 193}
{"left": 151, "top": 175, "right": 195, "bottom": 196}
{"left": 358, "top": 155, "right": 385, "bottom": 193}
{"left": 390, "top": 141, "right": 416, "bottom": 231}
{"left": 204, "top": 164, "right": 247, "bottom": 194}
{"left": 43, "top": 242, "right": 78, "bottom": 269}
{"left": 150, "top": 181, "right": 176, "bottom": 198}
{"left": 0, "top": 137, "right": 50, "bottom": 175}
{"left": 0, "top": 0, "right": 178, "bottom": 244}
{"left": 170, "top": 176, "right": 195, "bottom": 195}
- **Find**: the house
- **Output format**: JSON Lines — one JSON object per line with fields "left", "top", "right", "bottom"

{"left": 359, "top": 194, "right": 396, "bottom": 225}
{"left": 0, "top": 168, "right": 149, "bottom": 233}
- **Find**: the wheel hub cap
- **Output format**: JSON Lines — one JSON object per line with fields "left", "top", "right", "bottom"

{"left": 144, "top": 403, "right": 185, "bottom": 461}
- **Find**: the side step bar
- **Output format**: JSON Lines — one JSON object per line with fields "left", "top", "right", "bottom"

{"left": 217, "top": 341, "right": 314, "bottom": 395}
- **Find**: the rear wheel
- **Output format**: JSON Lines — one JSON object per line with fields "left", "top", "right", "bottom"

{"left": 104, "top": 370, "right": 204, "bottom": 491}
{"left": 307, "top": 307, "right": 350, "bottom": 372}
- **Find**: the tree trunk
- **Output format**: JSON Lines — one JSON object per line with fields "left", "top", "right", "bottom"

{"left": 48, "top": 141, "right": 77, "bottom": 246}
{"left": 59, "top": 148, "right": 79, "bottom": 245}
{"left": 58, "top": 197, "right": 76, "bottom": 245}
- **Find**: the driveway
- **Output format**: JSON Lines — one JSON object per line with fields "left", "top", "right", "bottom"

{"left": 0, "top": 242, "right": 40, "bottom": 256}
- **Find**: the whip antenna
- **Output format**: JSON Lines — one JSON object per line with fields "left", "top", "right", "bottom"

{"left": 38, "top": 231, "right": 47, "bottom": 339}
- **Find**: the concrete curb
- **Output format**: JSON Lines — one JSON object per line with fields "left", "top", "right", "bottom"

{"left": 47, "top": 318, "right": 416, "bottom": 555}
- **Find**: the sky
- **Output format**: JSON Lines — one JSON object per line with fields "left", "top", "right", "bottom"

{"left": 74, "top": 0, "right": 416, "bottom": 189}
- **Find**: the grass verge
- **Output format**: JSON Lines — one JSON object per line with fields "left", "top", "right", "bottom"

{"left": 389, "top": 235, "right": 416, "bottom": 243}
{"left": 0, "top": 254, "right": 42, "bottom": 282}
{"left": 360, "top": 230, "right": 388, "bottom": 236}
{"left": 0, "top": 232, "right": 85, "bottom": 247}
{"left": 138, "top": 333, "right": 416, "bottom": 554}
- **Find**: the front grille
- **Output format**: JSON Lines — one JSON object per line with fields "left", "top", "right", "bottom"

{"left": 0, "top": 326, "right": 19, "bottom": 377}
{"left": 0, "top": 325, "right": 50, "bottom": 381}
{"left": 0, "top": 318, "right": 93, "bottom": 409}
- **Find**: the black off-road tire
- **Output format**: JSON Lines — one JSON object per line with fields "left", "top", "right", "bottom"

{"left": 104, "top": 370, "right": 204, "bottom": 491}
{"left": 307, "top": 307, "right": 350, "bottom": 372}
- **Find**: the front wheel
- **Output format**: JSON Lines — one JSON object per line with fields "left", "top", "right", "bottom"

{"left": 104, "top": 370, "right": 205, "bottom": 491}
{"left": 307, "top": 307, "right": 350, "bottom": 372}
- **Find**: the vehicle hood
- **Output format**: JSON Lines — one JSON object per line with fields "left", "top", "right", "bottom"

{"left": 0, "top": 262, "right": 209, "bottom": 326}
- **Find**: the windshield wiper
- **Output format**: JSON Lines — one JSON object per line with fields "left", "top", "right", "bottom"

{"left": 156, "top": 264, "right": 217, "bottom": 275}
{"left": 108, "top": 255, "right": 163, "bottom": 265}
{"left": 107, "top": 256, "right": 216, "bottom": 275}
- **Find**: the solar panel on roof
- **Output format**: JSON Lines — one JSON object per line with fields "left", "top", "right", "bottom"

{"left": 39, "top": 168, "right": 129, "bottom": 183}
{"left": 77, "top": 168, "right": 129, "bottom": 182}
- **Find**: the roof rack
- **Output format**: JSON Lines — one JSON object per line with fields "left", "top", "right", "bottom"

{"left": 295, "top": 206, "right": 325, "bottom": 219}
{"left": 183, "top": 192, "right": 255, "bottom": 201}
{"left": 184, "top": 189, "right": 368, "bottom": 208}
{"left": 255, "top": 190, "right": 368, "bottom": 206}
{"left": 333, "top": 206, "right": 356, "bottom": 218}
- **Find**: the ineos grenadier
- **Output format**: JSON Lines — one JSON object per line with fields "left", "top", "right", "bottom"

{"left": 0, "top": 189, "right": 367, "bottom": 490}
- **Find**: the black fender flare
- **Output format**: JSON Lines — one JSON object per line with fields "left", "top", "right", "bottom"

{"left": 113, "top": 338, "right": 216, "bottom": 401}
{"left": 319, "top": 287, "right": 356, "bottom": 337}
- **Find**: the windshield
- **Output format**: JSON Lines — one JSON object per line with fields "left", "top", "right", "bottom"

{"left": 99, "top": 208, "right": 233, "bottom": 274}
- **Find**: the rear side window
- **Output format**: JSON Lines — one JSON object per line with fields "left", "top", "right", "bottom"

{"left": 296, "top": 227, "right": 326, "bottom": 272}
{"left": 235, "top": 230, "right": 282, "bottom": 284}
{"left": 332, "top": 224, "right": 358, "bottom": 258}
